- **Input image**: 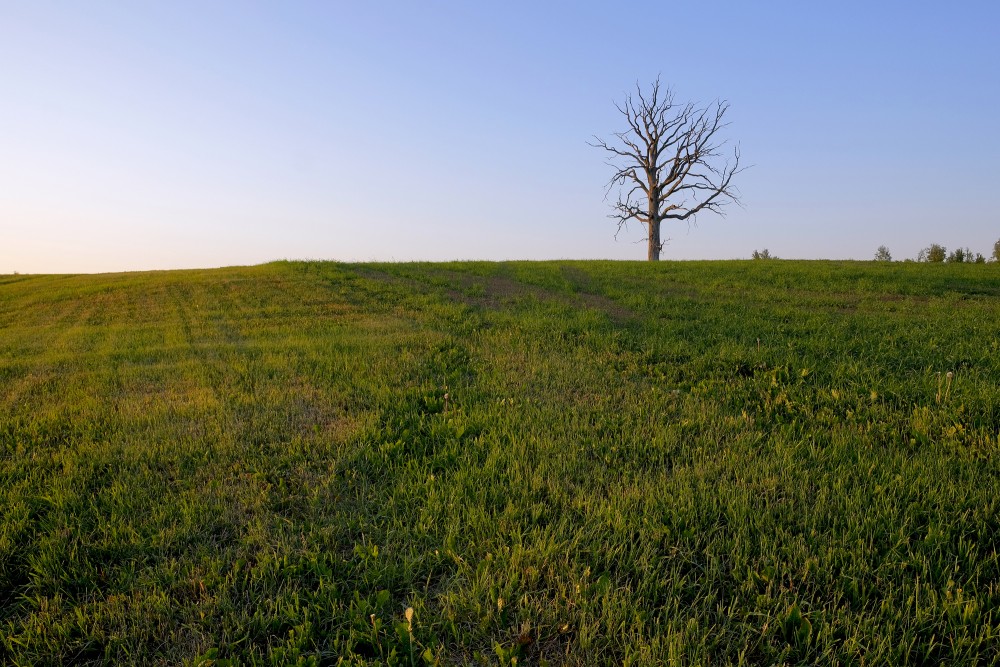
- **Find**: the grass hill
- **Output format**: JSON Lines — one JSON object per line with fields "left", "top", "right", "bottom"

{"left": 1, "top": 260, "right": 999, "bottom": 665}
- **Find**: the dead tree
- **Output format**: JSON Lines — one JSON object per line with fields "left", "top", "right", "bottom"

{"left": 592, "top": 78, "right": 743, "bottom": 261}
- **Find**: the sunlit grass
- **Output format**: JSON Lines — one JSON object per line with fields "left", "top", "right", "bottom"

{"left": 1, "top": 260, "right": 998, "bottom": 665}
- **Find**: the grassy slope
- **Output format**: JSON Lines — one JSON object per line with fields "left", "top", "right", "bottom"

{"left": 0, "top": 260, "right": 998, "bottom": 666}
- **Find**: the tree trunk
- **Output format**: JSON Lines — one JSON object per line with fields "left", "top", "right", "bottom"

{"left": 648, "top": 188, "right": 661, "bottom": 261}
{"left": 648, "top": 220, "right": 660, "bottom": 261}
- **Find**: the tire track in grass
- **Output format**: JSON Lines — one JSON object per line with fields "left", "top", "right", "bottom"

{"left": 164, "top": 266, "right": 441, "bottom": 662}
{"left": 355, "top": 262, "right": 637, "bottom": 326}
{"left": 257, "top": 262, "right": 509, "bottom": 660}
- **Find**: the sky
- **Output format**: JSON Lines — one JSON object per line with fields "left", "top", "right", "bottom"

{"left": 2, "top": 1, "right": 999, "bottom": 273}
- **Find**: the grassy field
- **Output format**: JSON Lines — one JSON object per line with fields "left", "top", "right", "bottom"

{"left": 1, "top": 259, "right": 998, "bottom": 666}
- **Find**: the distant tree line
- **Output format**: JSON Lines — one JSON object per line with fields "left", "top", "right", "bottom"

{"left": 751, "top": 239, "right": 1000, "bottom": 262}
{"left": 874, "top": 238, "right": 1000, "bottom": 263}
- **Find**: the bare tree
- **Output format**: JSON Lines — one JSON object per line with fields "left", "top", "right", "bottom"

{"left": 592, "top": 78, "right": 744, "bottom": 260}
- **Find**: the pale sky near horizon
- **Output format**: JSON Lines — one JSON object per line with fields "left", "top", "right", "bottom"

{"left": 2, "top": 1, "right": 998, "bottom": 273}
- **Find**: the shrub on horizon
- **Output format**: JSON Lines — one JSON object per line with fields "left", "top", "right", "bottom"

{"left": 918, "top": 244, "right": 946, "bottom": 262}
{"left": 947, "top": 247, "right": 972, "bottom": 263}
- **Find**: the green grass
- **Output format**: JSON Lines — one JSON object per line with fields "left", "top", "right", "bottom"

{"left": 1, "top": 260, "right": 998, "bottom": 666}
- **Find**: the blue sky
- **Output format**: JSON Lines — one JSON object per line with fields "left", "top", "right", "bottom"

{"left": 2, "top": 1, "right": 998, "bottom": 273}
